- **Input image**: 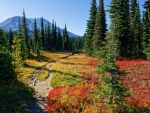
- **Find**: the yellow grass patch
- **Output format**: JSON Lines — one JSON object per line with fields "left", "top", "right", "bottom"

{"left": 51, "top": 52, "right": 100, "bottom": 87}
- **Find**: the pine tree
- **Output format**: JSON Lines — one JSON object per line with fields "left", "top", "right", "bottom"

{"left": 47, "top": 22, "right": 51, "bottom": 49}
{"left": 108, "top": 0, "right": 130, "bottom": 56}
{"left": 22, "top": 10, "right": 30, "bottom": 57}
{"left": 55, "top": 22, "right": 58, "bottom": 50}
{"left": 33, "top": 18, "right": 40, "bottom": 55}
{"left": 0, "top": 29, "right": 14, "bottom": 79}
{"left": 129, "top": 0, "right": 137, "bottom": 54}
{"left": 132, "top": 3, "right": 141, "bottom": 57}
{"left": 84, "top": 0, "right": 97, "bottom": 56}
{"left": 41, "top": 17, "right": 45, "bottom": 48}
{"left": 9, "top": 28, "right": 13, "bottom": 52}
{"left": 57, "top": 27, "right": 62, "bottom": 50}
{"left": 142, "top": 0, "right": 150, "bottom": 60}
{"left": 51, "top": 20, "right": 55, "bottom": 49}
{"left": 18, "top": 17, "right": 27, "bottom": 62}
{"left": 12, "top": 34, "right": 23, "bottom": 72}
{"left": 93, "top": 0, "right": 107, "bottom": 56}
{"left": 63, "top": 24, "right": 69, "bottom": 50}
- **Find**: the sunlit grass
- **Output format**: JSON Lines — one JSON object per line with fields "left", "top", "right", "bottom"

{"left": 51, "top": 53, "right": 99, "bottom": 87}
{"left": 19, "top": 51, "right": 71, "bottom": 81}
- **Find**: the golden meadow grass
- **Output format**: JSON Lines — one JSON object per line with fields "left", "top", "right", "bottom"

{"left": 19, "top": 51, "right": 71, "bottom": 81}
{"left": 51, "top": 53, "right": 99, "bottom": 87}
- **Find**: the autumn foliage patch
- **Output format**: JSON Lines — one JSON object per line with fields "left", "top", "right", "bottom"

{"left": 46, "top": 84, "right": 96, "bottom": 113}
{"left": 116, "top": 58, "right": 150, "bottom": 110}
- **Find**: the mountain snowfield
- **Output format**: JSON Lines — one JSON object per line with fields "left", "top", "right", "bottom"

{"left": 0, "top": 16, "right": 79, "bottom": 37}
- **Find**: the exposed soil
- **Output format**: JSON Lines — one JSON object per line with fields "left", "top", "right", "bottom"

{"left": 22, "top": 64, "right": 54, "bottom": 113}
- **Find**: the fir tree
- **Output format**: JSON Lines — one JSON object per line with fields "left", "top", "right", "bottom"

{"left": 41, "top": 17, "right": 45, "bottom": 48}
{"left": 51, "top": 20, "right": 55, "bottom": 49}
{"left": 93, "top": 0, "right": 107, "bottom": 56}
{"left": 129, "top": 0, "right": 137, "bottom": 54}
{"left": 12, "top": 34, "right": 23, "bottom": 72}
{"left": 57, "top": 27, "right": 62, "bottom": 50}
{"left": 18, "top": 17, "right": 27, "bottom": 62}
{"left": 22, "top": 10, "right": 30, "bottom": 57}
{"left": 0, "top": 29, "right": 14, "bottom": 79}
{"left": 47, "top": 22, "right": 51, "bottom": 49}
{"left": 9, "top": 28, "right": 13, "bottom": 52}
{"left": 142, "top": 0, "right": 150, "bottom": 60}
{"left": 132, "top": 3, "right": 141, "bottom": 57}
{"left": 108, "top": 0, "right": 130, "bottom": 56}
{"left": 84, "top": 0, "right": 97, "bottom": 56}
{"left": 55, "top": 22, "right": 58, "bottom": 50}
{"left": 33, "top": 18, "right": 40, "bottom": 55}
{"left": 63, "top": 24, "right": 69, "bottom": 50}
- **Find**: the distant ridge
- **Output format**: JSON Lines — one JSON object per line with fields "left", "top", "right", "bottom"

{"left": 0, "top": 16, "right": 79, "bottom": 37}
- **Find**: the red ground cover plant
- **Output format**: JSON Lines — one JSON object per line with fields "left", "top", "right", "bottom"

{"left": 46, "top": 84, "right": 96, "bottom": 113}
{"left": 116, "top": 58, "right": 150, "bottom": 110}
{"left": 80, "top": 72, "right": 100, "bottom": 85}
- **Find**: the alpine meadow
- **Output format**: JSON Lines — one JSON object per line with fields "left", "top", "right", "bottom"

{"left": 0, "top": 0, "right": 150, "bottom": 113}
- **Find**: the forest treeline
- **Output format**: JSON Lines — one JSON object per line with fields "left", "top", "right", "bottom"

{"left": 84, "top": 0, "right": 150, "bottom": 60}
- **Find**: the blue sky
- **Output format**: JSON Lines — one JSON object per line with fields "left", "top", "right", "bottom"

{"left": 0, "top": 0, "right": 145, "bottom": 36}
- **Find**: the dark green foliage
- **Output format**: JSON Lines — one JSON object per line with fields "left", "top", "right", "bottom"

{"left": 63, "top": 24, "right": 69, "bottom": 50}
{"left": 47, "top": 22, "right": 51, "bottom": 49}
{"left": 142, "top": 0, "right": 150, "bottom": 60}
{"left": 33, "top": 18, "right": 40, "bottom": 55}
{"left": 132, "top": 3, "right": 142, "bottom": 57}
{"left": 129, "top": 0, "right": 137, "bottom": 54}
{"left": 84, "top": 0, "right": 97, "bottom": 56}
{"left": 18, "top": 17, "right": 28, "bottom": 62}
{"left": 9, "top": 28, "right": 13, "bottom": 51}
{"left": 93, "top": 0, "right": 107, "bottom": 56}
{"left": 0, "top": 52, "right": 14, "bottom": 79}
{"left": 12, "top": 34, "right": 23, "bottom": 72}
{"left": 0, "top": 29, "right": 14, "bottom": 79}
{"left": 109, "top": 0, "right": 130, "bottom": 56}
{"left": 57, "top": 27, "right": 62, "bottom": 50}
{"left": 51, "top": 20, "right": 55, "bottom": 49}
{"left": 55, "top": 22, "right": 59, "bottom": 50}
{"left": 22, "top": 10, "right": 30, "bottom": 57}
{"left": 41, "top": 17, "right": 45, "bottom": 48}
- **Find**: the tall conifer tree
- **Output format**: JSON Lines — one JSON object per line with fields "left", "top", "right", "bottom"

{"left": 41, "top": 17, "right": 45, "bottom": 48}
{"left": 84, "top": 0, "right": 97, "bottom": 56}
{"left": 22, "top": 10, "right": 30, "bottom": 57}
{"left": 142, "top": 0, "right": 150, "bottom": 60}
{"left": 132, "top": 3, "right": 141, "bottom": 56}
{"left": 33, "top": 18, "right": 40, "bottom": 55}
{"left": 63, "top": 24, "right": 69, "bottom": 50}
{"left": 93, "top": 0, "right": 106, "bottom": 56}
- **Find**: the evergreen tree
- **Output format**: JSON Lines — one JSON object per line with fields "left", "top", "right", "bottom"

{"left": 18, "top": 17, "right": 27, "bottom": 62}
{"left": 93, "top": 0, "right": 107, "bottom": 56}
{"left": 84, "top": 0, "right": 97, "bottom": 56}
{"left": 129, "top": 0, "right": 137, "bottom": 54}
{"left": 12, "top": 34, "right": 23, "bottom": 72}
{"left": 142, "top": 0, "right": 150, "bottom": 60}
{"left": 132, "top": 3, "right": 141, "bottom": 57}
{"left": 55, "top": 22, "right": 58, "bottom": 50}
{"left": 47, "top": 22, "right": 51, "bottom": 49}
{"left": 9, "top": 28, "right": 13, "bottom": 52}
{"left": 41, "top": 17, "right": 45, "bottom": 48}
{"left": 130, "top": 0, "right": 137, "bottom": 22}
{"left": 0, "top": 29, "right": 14, "bottom": 79}
{"left": 63, "top": 24, "right": 69, "bottom": 50}
{"left": 22, "top": 10, "right": 30, "bottom": 57}
{"left": 51, "top": 20, "right": 55, "bottom": 49}
{"left": 57, "top": 27, "right": 62, "bottom": 50}
{"left": 33, "top": 18, "right": 40, "bottom": 55}
{"left": 108, "top": 0, "right": 130, "bottom": 56}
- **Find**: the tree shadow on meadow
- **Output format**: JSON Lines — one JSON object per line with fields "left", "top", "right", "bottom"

{"left": 0, "top": 77, "right": 34, "bottom": 113}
